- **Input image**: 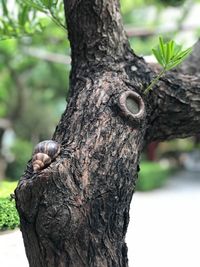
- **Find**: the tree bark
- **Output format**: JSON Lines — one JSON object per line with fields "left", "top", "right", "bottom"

{"left": 15, "top": 1, "right": 200, "bottom": 266}
{"left": 145, "top": 57, "right": 200, "bottom": 142}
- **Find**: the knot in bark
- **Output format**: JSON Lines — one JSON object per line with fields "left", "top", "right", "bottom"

{"left": 119, "top": 90, "right": 145, "bottom": 127}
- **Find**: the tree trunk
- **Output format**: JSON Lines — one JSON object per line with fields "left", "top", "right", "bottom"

{"left": 15, "top": 1, "right": 200, "bottom": 266}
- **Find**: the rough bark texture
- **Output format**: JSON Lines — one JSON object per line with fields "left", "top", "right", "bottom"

{"left": 15, "top": 0, "right": 200, "bottom": 266}
{"left": 146, "top": 65, "right": 200, "bottom": 142}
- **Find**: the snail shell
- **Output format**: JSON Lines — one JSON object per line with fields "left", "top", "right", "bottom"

{"left": 32, "top": 140, "right": 61, "bottom": 172}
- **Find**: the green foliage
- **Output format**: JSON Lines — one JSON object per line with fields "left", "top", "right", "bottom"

{"left": 0, "top": 181, "right": 18, "bottom": 198}
{"left": 0, "top": 0, "right": 39, "bottom": 39}
{"left": 0, "top": 0, "right": 66, "bottom": 40}
{"left": 23, "top": 0, "right": 66, "bottom": 30}
{"left": 0, "top": 181, "right": 19, "bottom": 231}
{"left": 0, "top": 0, "right": 197, "bottom": 182}
{"left": 0, "top": 20, "right": 68, "bottom": 180}
{"left": 121, "top": 0, "right": 183, "bottom": 15}
{"left": 0, "top": 180, "right": 19, "bottom": 230}
{"left": 157, "top": 137, "right": 195, "bottom": 157}
{"left": 158, "top": 0, "right": 186, "bottom": 7}
{"left": 6, "top": 139, "right": 33, "bottom": 180}
{"left": 129, "top": 36, "right": 158, "bottom": 56}
{"left": 144, "top": 36, "right": 193, "bottom": 94}
{"left": 0, "top": 0, "right": 189, "bottom": 41}
{"left": 136, "top": 161, "right": 171, "bottom": 191}
{"left": 121, "top": 0, "right": 142, "bottom": 14}
{"left": 0, "top": 198, "right": 20, "bottom": 230}
{"left": 152, "top": 36, "right": 193, "bottom": 71}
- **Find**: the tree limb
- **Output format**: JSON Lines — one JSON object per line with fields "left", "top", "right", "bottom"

{"left": 63, "top": 0, "right": 130, "bottom": 67}
{"left": 145, "top": 43, "right": 200, "bottom": 142}
{"left": 178, "top": 39, "right": 200, "bottom": 75}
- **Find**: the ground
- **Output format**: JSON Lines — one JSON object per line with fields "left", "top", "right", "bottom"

{"left": 0, "top": 170, "right": 200, "bottom": 267}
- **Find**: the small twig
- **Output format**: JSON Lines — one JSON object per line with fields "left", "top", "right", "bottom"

{"left": 144, "top": 69, "right": 166, "bottom": 95}
{"left": 144, "top": 37, "right": 193, "bottom": 95}
{"left": 48, "top": 10, "right": 67, "bottom": 33}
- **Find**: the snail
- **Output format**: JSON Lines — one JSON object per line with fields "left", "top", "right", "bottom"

{"left": 32, "top": 140, "right": 61, "bottom": 172}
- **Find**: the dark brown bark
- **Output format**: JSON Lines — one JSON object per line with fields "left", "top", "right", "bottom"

{"left": 146, "top": 57, "right": 200, "bottom": 142}
{"left": 63, "top": 0, "right": 129, "bottom": 65}
{"left": 15, "top": 1, "right": 200, "bottom": 266}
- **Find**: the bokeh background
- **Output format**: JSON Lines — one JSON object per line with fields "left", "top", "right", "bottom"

{"left": 0, "top": 0, "right": 200, "bottom": 266}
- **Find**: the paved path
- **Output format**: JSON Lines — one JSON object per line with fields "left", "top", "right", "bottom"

{"left": 0, "top": 229, "right": 28, "bottom": 266}
{"left": 0, "top": 170, "right": 200, "bottom": 267}
{"left": 127, "top": 170, "right": 200, "bottom": 267}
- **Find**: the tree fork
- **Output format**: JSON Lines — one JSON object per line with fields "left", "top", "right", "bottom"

{"left": 15, "top": 0, "right": 200, "bottom": 266}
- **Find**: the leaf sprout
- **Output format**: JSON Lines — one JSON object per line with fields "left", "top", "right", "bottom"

{"left": 144, "top": 36, "right": 193, "bottom": 95}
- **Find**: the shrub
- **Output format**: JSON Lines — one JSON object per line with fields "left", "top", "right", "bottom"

{"left": 0, "top": 198, "right": 20, "bottom": 230}
{"left": 136, "top": 161, "right": 172, "bottom": 191}
{"left": 0, "top": 180, "right": 19, "bottom": 230}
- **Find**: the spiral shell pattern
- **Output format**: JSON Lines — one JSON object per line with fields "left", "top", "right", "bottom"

{"left": 32, "top": 140, "right": 60, "bottom": 172}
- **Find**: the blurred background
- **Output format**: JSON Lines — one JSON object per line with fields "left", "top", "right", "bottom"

{"left": 0, "top": 0, "right": 200, "bottom": 266}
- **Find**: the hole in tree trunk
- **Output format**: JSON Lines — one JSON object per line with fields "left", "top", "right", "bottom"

{"left": 126, "top": 96, "right": 140, "bottom": 114}
{"left": 119, "top": 91, "right": 145, "bottom": 124}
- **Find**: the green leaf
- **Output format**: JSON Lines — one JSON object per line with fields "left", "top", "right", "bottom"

{"left": 23, "top": 0, "right": 46, "bottom": 12}
{"left": 152, "top": 48, "right": 164, "bottom": 67}
{"left": 166, "top": 41, "right": 172, "bottom": 64}
{"left": 166, "top": 59, "right": 183, "bottom": 70}
{"left": 18, "top": 6, "right": 29, "bottom": 26}
{"left": 145, "top": 36, "right": 193, "bottom": 94}
{"left": 2, "top": 0, "right": 8, "bottom": 16}
{"left": 168, "top": 40, "right": 175, "bottom": 62}
{"left": 176, "top": 47, "right": 192, "bottom": 60}
{"left": 173, "top": 43, "right": 182, "bottom": 58}
{"left": 158, "top": 36, "right": 167, "bottom": 65}
{"left": 41, "top": 0, "right": 53, "bottom": 8}
{"left": 159, "top": 36, "right": 165, "bottom": 56}
{"left": 169, "top": 40, "right": 175, "bottom": 55}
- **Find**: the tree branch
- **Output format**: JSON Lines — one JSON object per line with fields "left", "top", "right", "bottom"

{"left": 145, "top": 56, "right": 200, "bottom": 142}
{"left": 178, "top": 39, "right": 200, "bottom": 75}
{"left": 63, "top": 0, "right": 130, "bottom": 67}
